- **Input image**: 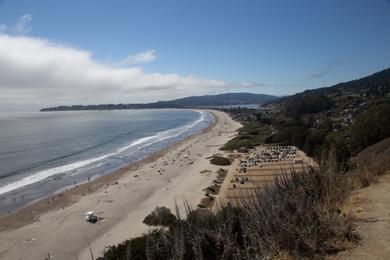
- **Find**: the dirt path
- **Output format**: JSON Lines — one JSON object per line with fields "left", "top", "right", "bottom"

{"left": 333, "top": 174, "right": 390, "bottom": 259}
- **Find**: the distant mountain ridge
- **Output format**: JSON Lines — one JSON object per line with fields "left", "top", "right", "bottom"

{"left": 40, "top": 93, "right": 279, "bottom": 111}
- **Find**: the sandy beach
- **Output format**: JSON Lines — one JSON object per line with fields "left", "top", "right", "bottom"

{"left": 0, "top": 110, "right": 241, "bottom": 260}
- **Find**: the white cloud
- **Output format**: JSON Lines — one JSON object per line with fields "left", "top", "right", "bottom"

{"left": 15, "top": 14, "right": 32, "bottom": 34}
{"left": 0, "top": 34, "right": 230, "bottom": 109}
{"left": 238, "top": 81, "right": 268, "bottom": 88}
{"left": 118, "top": 50, "right": 157, "bottom": 65}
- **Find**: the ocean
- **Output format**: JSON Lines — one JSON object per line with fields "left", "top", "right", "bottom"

{"left": 0, "top": 109, "right": 214, "bottom": 217}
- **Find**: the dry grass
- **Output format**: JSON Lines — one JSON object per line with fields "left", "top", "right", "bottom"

{"left": 351, "top": 137, "right": 390, "bottom": 188}
{"left": 239, "top": 168, "right": 358, "bottom": 259}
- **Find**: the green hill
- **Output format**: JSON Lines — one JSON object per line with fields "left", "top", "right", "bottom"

{"left": 267, "top": 68, "right": 390, "bottom": 120}
{"left": 40, "top": 93, "right": 279, "bottom": 111}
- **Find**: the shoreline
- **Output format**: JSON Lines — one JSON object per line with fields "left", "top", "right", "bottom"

{"left": 0, "top": 109, "right": 212, "bottom": 219}
{"left": 0, "top": 109, "right": 241, "bottom": 260}
{"left": 0, "top": 109, "right": 217, "bottom": 230}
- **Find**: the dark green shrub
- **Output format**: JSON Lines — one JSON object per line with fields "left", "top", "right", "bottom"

{"left": 98, "top": 235, "right": 147, "bottom": 260}
{"left": 143, "top": 206, "right": 177, "bottom": 227}
{"left": 350, "top": 104, "right": 390, "bottom": 155}
{"left": 210, "top": 156, "right": 231, "bottom": 166}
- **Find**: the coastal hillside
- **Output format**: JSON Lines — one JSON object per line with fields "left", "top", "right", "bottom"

{"left": 266, "top": 68, "right": 390, "bottom": 119}
{"left": 223, "top": 68, "right": 390, "bottom": 166}
{"left": 40, "top": 93, "right": 279, "bottom": 111}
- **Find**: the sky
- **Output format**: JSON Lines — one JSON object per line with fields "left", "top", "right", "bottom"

{"left": 0, "top": 0, "right": 389, "bottom": 111}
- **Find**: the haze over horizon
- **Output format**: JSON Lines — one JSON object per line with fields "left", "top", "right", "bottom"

{"left": 0, "top": 0, "right": 389, "bottom": 111}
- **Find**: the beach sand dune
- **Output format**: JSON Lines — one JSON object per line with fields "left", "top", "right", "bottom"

{"left": 0, "top": 110, "right": 241, "bottom": 260}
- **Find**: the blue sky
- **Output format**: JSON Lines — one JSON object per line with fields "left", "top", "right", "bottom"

{"left": 0, "top": 0, "right": 389, "bottom": 110}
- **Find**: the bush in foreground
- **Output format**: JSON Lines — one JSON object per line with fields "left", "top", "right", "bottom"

{"left": 142, "top": 206, "right": 177, "bottom": 227}
{"left": 99, "top": 235, "right": 147, "bottom": 260}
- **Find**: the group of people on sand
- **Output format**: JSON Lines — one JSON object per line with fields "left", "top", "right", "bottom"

{"left": 149, "top": 118, "right": 232, "bottom": 178}
{"left": 238, "top": 146, "right": 297, "bottom": 173}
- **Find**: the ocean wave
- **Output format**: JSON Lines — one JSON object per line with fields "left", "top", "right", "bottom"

{"left": 0, "top": 110, "right": 210, "bottom": 195}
